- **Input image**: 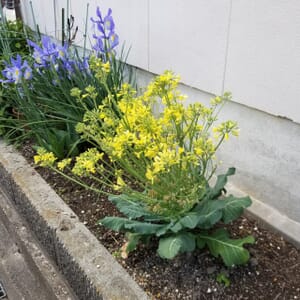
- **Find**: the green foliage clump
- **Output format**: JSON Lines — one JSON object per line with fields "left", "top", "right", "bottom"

{"left": 0, "top": 19, "right": 34, "bottom": 57}
{"left": 0, "top": 18, "right": 34, "bottom": 138}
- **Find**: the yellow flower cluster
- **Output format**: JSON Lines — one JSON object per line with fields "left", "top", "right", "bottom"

{"left": 71, "top": 148, "right": 104, "bottom": 177}
{"left": 89, "top": 55, "right": 110, "bottom": 81}
{"left": 36, "top": 70, "right": 238, "bottom": 217}
{"left": 213, "top": 120, "right": 239, "bottom": 141}
{"left": 143, "top": 70, "right": 181, "bottom": 102}
{"left": 57, "top": 158, "right": 72, "bottom": 171}
{"left": 34, "top": 148, "right": 56, "bottom": 167}
{"left": 73, "top": 70, "right": 238, "bottom": 215}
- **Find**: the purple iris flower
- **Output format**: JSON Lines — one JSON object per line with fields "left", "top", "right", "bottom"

{"left": 96, "top": 21, "right": 105, "bottom": 36}
{"left": 103, "top": 14, "right": 115, "bottom": 32}
{"left": 28, "top": 37, "right": 52, "bottom": 66}
{"left": 62, "top": 59, "right": 76, "bottom": 77}
{"left": 96, "top": 6, "right": 104, "bottom": 22}
{"left": 27, "top": 40, "right": 45, "bottom": 66}
{"left": 91, "top": 6, "right": 119, "bottom": 56}
{"left": 0, "top": 54, "right": 32, "bottom": 84}
{"left": 55, "top": 44, "right": 69, "bottom": 61}
{"left": 23, "top": 64, "right": 33, "bottom": 80}
{"left": 77, "top": 57, "right": 90, "bottom": 72}
{"left": 108, "top": 31, "right": 119, "bottom": 49}
{"left": 92, "top": 34, "right": 105, "bottom": 53}
{"left": 91, "top": 7, "right": 112, "bottom": 30}
{"left": 26, "top": 32, "right": 92, "bottom": 80}
{"left": 39, "top": 36, "right": 57, "bottom": 56}
{"left": 28, "top": 36, "right": 69, "bottom": 68}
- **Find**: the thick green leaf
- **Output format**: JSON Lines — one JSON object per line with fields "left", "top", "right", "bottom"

{"left": 158, "top": 232, "right": 196, "bottom": 259}
{"left": 126, "top": 233, "right": 142, "bottom": 252}
{"left": 189, "top": 200, "right": 225, "bottom": 229}
{"left": 222, "top": 195, "right": 252, "bottom": 224}
{"left": 155, "top": 223, "right": 174, "bottom": 236}
{"left": 179, "top": 213, "right": 202, "bottom": 229}
{"left": 108, "top": 194, "right": 156, "bottom": 220}
{"left": 170, "top": 221, "right": 183, "bottom": 233}
{"left": 100, "top": 216, "right": 167, "bottom": 235}
{"left": 197, "top": 228, "right": 255, "bottom": 267}
{"left": 125, "top": 221, "right": 167, "bottom": 235}
{"left": 196, "top": 236, "right": 206, "bottom": 249}
{"left": 99, "top": 216, "right": 133, "bottom": 231}
{"left": 207, "top": 168, "right": 235, "bottom": 200}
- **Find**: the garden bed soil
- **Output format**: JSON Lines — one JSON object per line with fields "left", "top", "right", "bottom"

{"left": 21, "top": 140, "right": 300, "bottom": 300}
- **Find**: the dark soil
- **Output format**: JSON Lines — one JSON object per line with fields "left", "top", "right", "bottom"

{"left": 21, "top": 140, "right": 300, "bottom": 300}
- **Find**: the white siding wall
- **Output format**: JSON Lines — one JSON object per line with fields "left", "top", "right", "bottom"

{"left": 20, "top": 1, "right": 300, "bottom": 222}
{"left": 225, "top": 0, "right": 300, "bottom": 124}
{"left": 21, "top": 0, "right": 300, "bottom": 124}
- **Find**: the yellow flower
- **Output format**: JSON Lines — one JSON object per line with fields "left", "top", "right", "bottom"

{"left": 57, "top": 158, "right": 72, "bottom": 170}
{"left": 178, "top": 147, "right": 184, "bottom": 155}
{"left": 117, "top": 176, "right": 126, "bottom": 187}
{"left": 232, "top": 128, "right": 240, "bottom": 137}
{"left": 145, "top": 168, "right": 155, "bottom": 184}
{"left": 144, "top": 145, "right": 158, "bottom": 159}
{"left": 71, "top": 148, "right": 103, "bottom": 176}
{"left": 163, "top": 104, "right": 184, "bottom": 124}
{"left": 102, "top": 61, "right": 110, "bottom": 73}
{"left": 70, "top": 87, "right": 81, "bottom": 98}
{"left": 104, "top": 117, "right": 115, "bottom": 127}
{"left": 34, "top": 148, "right": 57, "bottom": 167}
{"left": 194, "top": 147, "right": 204, "bottom": 156}
{"left": 85, "top": 85, "right": 96, "bottom": 94}
{"left": 210, "top": 95, "right": 223, "bottom": 106}
{"left": 213, "top": 120, "right": 238, "bottom": 141}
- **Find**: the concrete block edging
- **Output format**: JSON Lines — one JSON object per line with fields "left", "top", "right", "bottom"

{"left": 0, "top": 140, "right": 149, "bottom": 300}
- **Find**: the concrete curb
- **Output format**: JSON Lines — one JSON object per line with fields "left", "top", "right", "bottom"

{"left": 226, "top": 183, "right": 300, "bottom": 248}
{"left": 0, "top": 188, "right": 77, "bottom": 300}
{"left": 0, "top": 140, "right": 149, "bottom": 300}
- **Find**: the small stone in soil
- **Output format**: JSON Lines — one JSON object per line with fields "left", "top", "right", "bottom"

{"left": 207, "top": 266, "right": 217, "bottom": 274}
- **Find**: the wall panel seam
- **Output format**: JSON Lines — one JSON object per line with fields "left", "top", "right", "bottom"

{"left": 222, "top": 0, "right": 233, "bottom": 94}
{"left": 147, "top": 0, "right": 150, "bottom": 71}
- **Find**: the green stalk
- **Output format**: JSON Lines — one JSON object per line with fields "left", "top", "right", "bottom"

{"left": 52, "top": 166, "right": 109, "bottom": 195}
{"left": 82, "top": 3, "right": 89, "bottom": 59}
{"left": 0, "top": 3, "right": 5, "bottom": 23}
{"left": 29, "top": 1, "right": 39, "bottom": 39}
{"left": 52, "top": 0, "right": 57, "bottom": 38}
